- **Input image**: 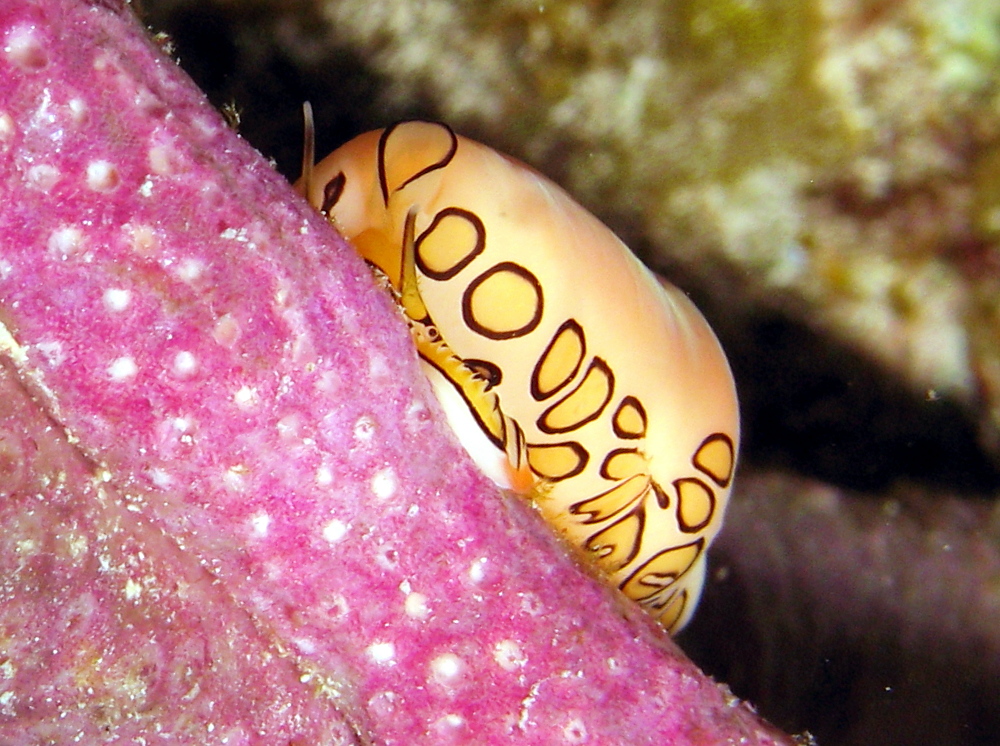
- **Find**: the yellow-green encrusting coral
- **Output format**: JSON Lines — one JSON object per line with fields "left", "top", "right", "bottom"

{"left": 310, "top": 0, "right": 1000, "bottom": 447}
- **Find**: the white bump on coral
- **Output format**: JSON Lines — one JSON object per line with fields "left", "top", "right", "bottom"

{"left": 250, "top": 511, "right": 271, "bottom": 538}
{"left": 4, "top": 26, "right": 47, "bottom": 70}
{"left": 322, "top": 519, "right": 347, "bottom": 544}
{"left": 103, "top": 287, "right": 131, "bottom": 312}
{"left": 191, "top": 114, "right": 221, "bottom": 139}
{"left": 148, "top": 467, "right": 172, "bottom": 489}
{"left": 562, "top": 717, "right": 588, "bottom": 743}
{"left": 47, "top": 226, "right": 83, "bottom": 258}
{"left": 468, "top": 557, "right": 488, "bottom": 583}
{"left": 175, "top": 257, "right": 205, "bottom": 282}
{"left": 148, "top": 144, "right": 176, "bottom": 175}
{"left": 172, "top": 351, "right": 197, "bottom": 377}
{"left": 124, "top": 223, "right": 157, "bottom": 255}
{"left": 404, "top": 591, "right": 429, "bottom": 620}
{"left": 220, "top": 227, "right": 247, "bottom": 242}
{"left": 375, "top": 545, "right": 399, "bottom": 570}
{"left": 124, "top": 578, "right": 142, "bottom": 601}
{"left": 0, "top": 690, "right": 16, "bottom": 714}
{"left": 434, "top": 714, "right": 465, "bottom": 731}
{"left": 430, "top": 653, "right": 463, "bottom": 683}
{"left": 233, "top": 385, "right": 257, "bottom": 408}
{"left": 86, "top": 160, "right": 119, "bottom": 191}
{"left": 223, "top": 464, "right": 249, "bottom": 491}
{"left": 403, "top": 398, "right": 430, "bottom": 432}
{"left": 66, "top": 533, "right": 88, "bottom": 559}
{"left": 294, "top": 638, "right": 317, "bottom": 656}
{"left": 276, "top": 414, "right": 303, "bottom": 439}
{"left": 33, "top": 340, "right": 65, "bottom": 368}
{"left": 370, "top": 467, "right": 397, "bottom": 500}
{"left": 133, "top": 85, "right": 164, "bottom": 115}
{"left": 171, "top": 416, "right": 192, "bottom": 434}
{"left": 26, "top": 164, "right": 59, "bottom": 191}
{"left": 0, "top": 113, "right": 13, "bottom": 141}
{"left": 212, "top": 313, "right": 241, "bottom": 348}
{"left": 518, "top": 592, "right": 543, "bottom": 616}
{"left": 366, "top": 690, "right": 397, "bottom": 718}
{"left": 313, "top": 369, "right": 341, "bottom": 396}
{"left": 368, "top": 353, "right": 391, "bottom": 383}
{"left": 315, "top": 465, "right": 334, "bottom": 487}
{"left": 367, "top": 642, "right": 396, "bottom": 665}
{"left": 107, "top": 356, "right": 138, "bottom": 381}
{"left": 353, "top": 415, "right": 376, "bottom": 443}
{"left": 68, "top": 98, "right": 87, "bottom": 122}
{"left": 325, "top": 593, "right": 350, "bottom": 621}
{"left": 493, "top": 640, "right": 527, "bottom": 671}
{"left": 274, "top": 277, "right": 293, "bottom": 308}
{"left": 15, "top": 538, "right": 38, "bottom": 556}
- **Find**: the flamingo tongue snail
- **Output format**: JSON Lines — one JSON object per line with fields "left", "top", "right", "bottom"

{"left": 298, "top": 114, "right": 740, "bottom": 633}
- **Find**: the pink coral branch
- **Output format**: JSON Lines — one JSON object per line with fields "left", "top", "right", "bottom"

{"left": 0, "top": 1, "right": 794, "bottom": 743}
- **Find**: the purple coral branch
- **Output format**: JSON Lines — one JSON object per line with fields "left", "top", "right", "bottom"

{"left": 0, "top": 1, "right": 794, "bottom": 743}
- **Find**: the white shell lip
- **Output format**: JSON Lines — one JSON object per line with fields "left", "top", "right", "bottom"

{"left": 421, "top": 361, "right": 518, "bottom": 490}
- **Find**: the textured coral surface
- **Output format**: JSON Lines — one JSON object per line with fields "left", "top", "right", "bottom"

{"left": 0, "top": 363, "right": 361, "bottom": 744}
{"left": 0, "top": 1, "right": 794, "bottom": 743}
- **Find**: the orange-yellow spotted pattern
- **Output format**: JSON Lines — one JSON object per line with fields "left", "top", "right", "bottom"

{"left": 301, "top": 121, "right": 739, "bottom": 633}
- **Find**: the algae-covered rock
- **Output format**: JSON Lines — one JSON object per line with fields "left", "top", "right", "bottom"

{"left": 317, "top": 1, "right": 1000, "bottom": 437}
